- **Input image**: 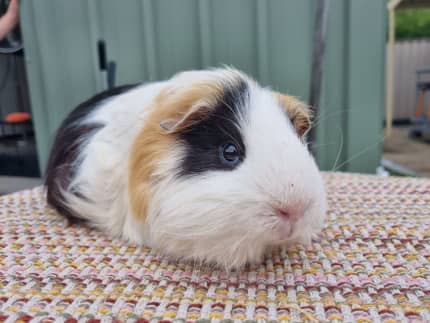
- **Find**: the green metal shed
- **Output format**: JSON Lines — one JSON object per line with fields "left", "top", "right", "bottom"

{"left": 20, "top": 0, "right": 387, "bottom": 174}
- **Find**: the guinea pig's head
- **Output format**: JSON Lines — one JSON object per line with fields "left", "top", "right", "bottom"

{"left": 129, "top": 68, "right": 326, "bottom": 269}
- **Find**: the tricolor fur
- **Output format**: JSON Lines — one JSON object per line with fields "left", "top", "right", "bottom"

{"left": 46, "top": 68, "right": 326, "bottom": 269}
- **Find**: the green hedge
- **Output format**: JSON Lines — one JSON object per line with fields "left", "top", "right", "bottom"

{"left": 396, "top": 9, "right": 430, "bottom": 40}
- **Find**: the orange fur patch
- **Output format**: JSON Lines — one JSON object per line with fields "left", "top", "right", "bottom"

{"left": 273, "top": 92, "right": 312, "bottom": 137}
{"left": 128, "top": 80, "right": 226, "bottom": 220}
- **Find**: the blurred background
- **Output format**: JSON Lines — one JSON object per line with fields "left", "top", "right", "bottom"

{"left": 0, "top": 0, "right": 429, "bottom": 194}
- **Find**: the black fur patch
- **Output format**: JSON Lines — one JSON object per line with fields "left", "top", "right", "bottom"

{"left": 45, "top": 84, "right": 138, "bottom": 223}
{"left": 178, "top": 79, "right": 249, "bottom": 176}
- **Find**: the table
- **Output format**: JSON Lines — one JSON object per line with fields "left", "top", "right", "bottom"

{"left": 0, "top": 173, "right": 429, "bottom": 322}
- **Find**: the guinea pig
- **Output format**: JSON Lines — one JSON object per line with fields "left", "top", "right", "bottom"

{"left": 45, "top": 67, "right": 327, "bottom": 269}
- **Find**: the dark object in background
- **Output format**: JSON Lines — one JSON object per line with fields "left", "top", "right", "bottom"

{"left": 0, "top": 0, "right": 22, "bottom": 54}
{"left": 0, "top": 53, "right": 39, "bottom": 177}
{"left": 97, "top": 39, "right": 116, "bottom": 90}
{"left": 409, "top": 68, "right": 430, "bottom": 143}
{"left": 0, "top": 0, "right": 39, "bottom": 177}
{"left": 0, "top": 110, "right": 39, "bottom": 177}
{"left": 0, "top": 124, "right": 39, "bottom": 177}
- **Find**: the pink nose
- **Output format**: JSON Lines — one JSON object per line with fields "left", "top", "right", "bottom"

{"left": 273, "top": 203, "right": 306, "bottom": 221}
{"left": 275, "top": 207, "right": 290, "bottom": 219}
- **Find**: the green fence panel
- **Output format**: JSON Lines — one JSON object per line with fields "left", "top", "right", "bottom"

{"left": 20, "top": 0, "right": 386, "bottom": 174}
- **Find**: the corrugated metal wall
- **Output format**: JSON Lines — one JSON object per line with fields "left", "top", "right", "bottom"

{"left": 20, "top": 0, "right": 386, "bottom": 174}
{"left": 392, "top": 39, "right": 430, "bottom": 120}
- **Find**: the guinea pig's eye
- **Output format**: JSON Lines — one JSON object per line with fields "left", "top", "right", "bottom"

{"left": 219, "top": 143, "right": 241, "bottom": 167}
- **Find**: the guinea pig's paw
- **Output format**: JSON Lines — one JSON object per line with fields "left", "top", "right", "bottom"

{"left": 298, "top": 226, "right": 325, "bottom": 246}
{"left": 308, "top": 221, "right": 326, "bottom": 242}
{"left": 310, "top": 230, "right": 325, "bottom": 242}
{"left": 296, "top": 232, "right": 313, "bottom": 247}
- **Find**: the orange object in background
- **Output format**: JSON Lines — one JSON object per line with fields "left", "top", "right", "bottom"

{"left": 428, "top": 101, "right": 430, "bottom": 119}
{"left": 5, "top": 112, "right": 31, "bottom": 123}
{"left": 415, "top": 92, "right": 425, "bottom": 118}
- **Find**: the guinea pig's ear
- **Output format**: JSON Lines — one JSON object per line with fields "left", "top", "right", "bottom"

{"left": 273, "top": 92, "right": 313, "bottom": 137}
{"left": 156, "top": 80, "right": 221, "bottom": 133}
{"left": 159, "top": 103, "right": 212, "bottom": 134}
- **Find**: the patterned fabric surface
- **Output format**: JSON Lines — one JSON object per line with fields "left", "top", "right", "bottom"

{"left": 0, "top": 172, "right": 429, "bottom": 322}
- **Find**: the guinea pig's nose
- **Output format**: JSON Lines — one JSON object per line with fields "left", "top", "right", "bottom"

{"left": 275, "top": 207, "right": 290, "bottom": 219}
{"left": 273, "top": 204, "right": 304, "bottom": 221}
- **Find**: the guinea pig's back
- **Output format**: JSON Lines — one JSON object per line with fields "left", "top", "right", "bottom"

{"left": 45, "top": 81, "right": 166, "bottom": 233}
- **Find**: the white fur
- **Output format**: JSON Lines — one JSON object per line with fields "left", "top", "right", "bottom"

{"left": 59, "top": 68, "right": 326, "bottom": 270}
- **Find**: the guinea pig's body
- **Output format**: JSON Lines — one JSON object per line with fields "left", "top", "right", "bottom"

{"left": 46, "top": 68, "right": 326, "bottom": 269}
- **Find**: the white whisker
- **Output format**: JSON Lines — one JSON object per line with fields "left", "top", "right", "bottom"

{"left": 332, "top": 135, "right": 386, "bottom": 172}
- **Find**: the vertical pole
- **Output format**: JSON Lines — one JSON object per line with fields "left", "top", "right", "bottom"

{"left": 386, "top": 0, "right": 403, "bottom": 137}
{"left": 308, "top": 0, "right": 330, "bottom": 149}
{"left": 385, "top": 7, "right": 395, "bottom": 137}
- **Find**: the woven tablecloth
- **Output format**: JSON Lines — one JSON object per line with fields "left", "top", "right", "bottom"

{"left": 0, "top": 172, "right": 429, "bottom": 322}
